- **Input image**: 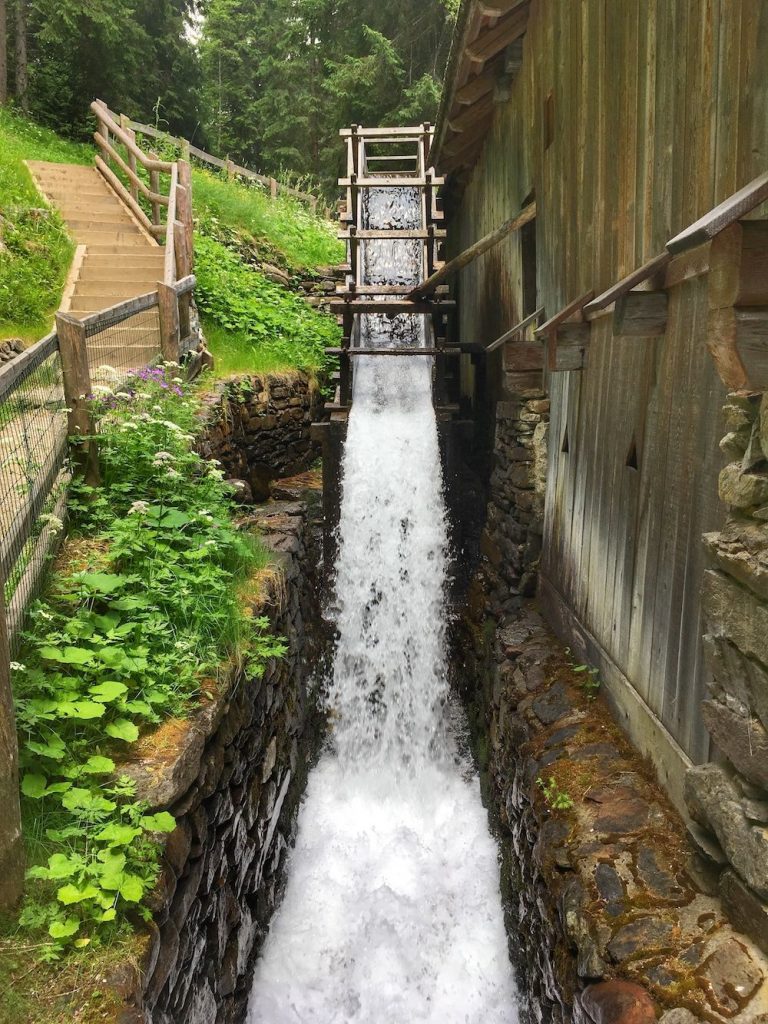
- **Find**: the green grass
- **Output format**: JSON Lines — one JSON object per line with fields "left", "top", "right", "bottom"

{"left": 193, "top": 166, "right": 344, "bottom": 272}
{"left": 0, "top": 108, "right": 90, "bottom": 343}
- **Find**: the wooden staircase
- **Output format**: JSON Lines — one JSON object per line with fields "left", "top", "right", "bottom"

{"left": 27, "top": 161, "right": 165, "bottom": 318}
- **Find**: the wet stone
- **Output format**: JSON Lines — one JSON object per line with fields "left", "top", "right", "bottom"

{"left": 595, "top": 863, "right": 626, "bottom": 917}
{"left": 697, "top": 937, "right": 764, "bottom": 1016}
{"left": 635, "top": 846, "right": 685, "bottom": 902}
{"left": 544, "top": 724, "right": 581, "bottom": 749}
{"left": 532, "top": 682, "right": 572, "bottom": 725}
{"left": 580, "top": 980, "right": 657, "bottom": 1024}
{"left": 607, "top": 916, "right": 674, "bottom": 963}
{"left": 571, "top": 742, "right": 620, "bottom": 763}
{"left": 589, "top": 788, "right": 653, "bottom": 836}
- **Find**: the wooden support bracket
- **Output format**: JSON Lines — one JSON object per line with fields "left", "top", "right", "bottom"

{"left": 535, "top": 291, "right": 594, "bottom": 372}
{"left": 613, "top": 290, "right": 668, "bottom": 337}
{"left": 707, "top": 220, "right": 768, "bottom": 391}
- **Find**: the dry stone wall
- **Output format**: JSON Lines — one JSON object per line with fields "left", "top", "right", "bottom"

{"left": 479, "top": 348, "right": 549, "bottom": 618}
{"left": 121, "top": 487, "right": 326, "bottom": 1024}
{"left": 197, "top": 374, "right": 322, "bottom": 501}
{"left": 685, "top": 392, "right": 768, "bottom": 957}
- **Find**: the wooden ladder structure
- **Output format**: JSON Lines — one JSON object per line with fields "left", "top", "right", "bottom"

{"left": 325, "top": 124, "right": 459, "bottom": 415}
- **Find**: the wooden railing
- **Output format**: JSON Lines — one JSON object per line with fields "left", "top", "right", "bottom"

{"left": 119, "top": 114, "right": 321, "bottom": 213}
{"left": 90, "top": 100, "right": 195, "bottom": 292}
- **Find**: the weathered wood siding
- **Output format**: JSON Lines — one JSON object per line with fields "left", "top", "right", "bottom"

{"left": 448, "top": 0, "right": 768, "bottom": 770}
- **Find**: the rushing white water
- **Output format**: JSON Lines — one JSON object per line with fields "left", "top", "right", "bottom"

{"left": 247, "top": 187, "right": 519, "bottom": 1024}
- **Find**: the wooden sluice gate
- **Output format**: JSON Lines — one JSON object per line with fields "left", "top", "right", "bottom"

{"left": 311, "top": 124, "right": 469, "bottom": 562}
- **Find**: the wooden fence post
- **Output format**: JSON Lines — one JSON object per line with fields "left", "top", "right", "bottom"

{"left": 270, "top": 177, "right": 278, "bottom": 199}
{"left": 55, "top": 314, "right": 100, "bottom": 485}
{"left": 0, "top": 581, "right": 24, "bottom": 910}
{"left": 157, "top": 283, "right": 181, "bottom": 363}
{"left": 176, "top": 160, "right": 194, "bottom": 271}
{"left": 179, "top": 137, "right": 190, "bottom": 162}
{"left": 226, "top": 159, "right": 236, "bottom": 180}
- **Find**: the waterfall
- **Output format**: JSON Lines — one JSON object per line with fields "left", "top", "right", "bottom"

{"left": 247, "top": 188, "right": 518, "bottom": 1024}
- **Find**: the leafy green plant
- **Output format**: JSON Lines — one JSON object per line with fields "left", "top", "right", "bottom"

{"left": 12, "top": 365, "right": 283, "bottom": 955}
{"left": 536, "top": 776, "right": 574, "bottom": 811}
{"left": 194, "top": 234, "right": 340, "bottom": 374}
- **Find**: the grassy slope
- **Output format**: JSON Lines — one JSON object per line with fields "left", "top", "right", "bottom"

{"left": 0, "top": 109, "right": 343, "bottom": 372}
{"left": 0, "top": 109, "right": 90, "bottom": 343}
{"left": 191, "top": 168, "right": 344, "bottom": 376}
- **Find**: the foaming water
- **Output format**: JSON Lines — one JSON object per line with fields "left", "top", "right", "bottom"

{"left": 247, "top": 187, "right": 518, "bottom": 1024}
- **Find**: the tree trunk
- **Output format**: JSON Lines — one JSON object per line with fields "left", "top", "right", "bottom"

{"left": 0, "top": 587, "right": 24, "bottom": 910}
{"left": 0, "top": 0, "right": 8, "bottom": 105}
{"left": 14, "top": 0, "right": 27, "bottom": 113}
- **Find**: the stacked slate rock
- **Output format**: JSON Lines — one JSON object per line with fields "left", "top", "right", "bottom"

{"left": 686, "top": 391, "right": 768, "bottom": 957}
{"left": 0, "top": 338, "right": 25, "bottom": 364}
{"left": 480, "top": 376, "right": 550, "bottom": 618}
{"left": 196, "top": 374, "right": 323, "bottom": 502}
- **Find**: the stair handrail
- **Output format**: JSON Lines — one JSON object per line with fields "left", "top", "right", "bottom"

{"left": 90, "top": 99, "right": 194, "bottom": 290}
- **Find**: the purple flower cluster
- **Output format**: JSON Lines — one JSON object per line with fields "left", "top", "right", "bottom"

{"left": 128, "top": 366, "right": 184, "bottom": 397}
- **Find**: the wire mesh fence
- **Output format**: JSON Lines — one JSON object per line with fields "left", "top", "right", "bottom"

{"left": 0, "top": 335, "right": 69, "bottom": 636}
{"left": 85, "top": 301, "right": 163, "bottom": 386}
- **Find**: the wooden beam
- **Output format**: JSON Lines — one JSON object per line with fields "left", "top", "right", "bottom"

{"left": 454, "top": 69, "right": 497, "bottom": 106}
{"left": 707, "top": 221, "right": 768, "bottom": 391}
{"left": 535, "top": 290, "right": 594, "bottom": 339}
{"left": 442, "top": 118, "right": 493, "bottom": 159}
{"left": 667, "top": 170, "right": 768, "bottom": 254}
{"left": 485, "top": 306, "right": 545, "bottom": 352}
{"left": 613, "top": 291, "right": 668, "bottom": 337}
{"left": 584, "top": 251, "right": 671, "bottom": 317}
{"left": 479, "top": 0, "right": 527, "bottom": 15}
{"left": 448, "top": 92, "right": 495, "bottom": 133}
{"left": 328, "top": 299, "right": 455, "bottom": 315}
{"left": 465, "top": 7, "right": 529, "bottom": 65}
{"left": 549, "top": 323, "right": 591, "bottom": 371}
{"left": 409, "top": 201, "right": 536, "bottom": 298}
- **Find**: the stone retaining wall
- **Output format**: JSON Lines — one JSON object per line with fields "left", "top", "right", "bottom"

{"left": 480, "top": 347, "right": 550, "bottom": 620}
{"left": 121, "top": 484, "right": 325, "bottom": 1024}
{"left": 457, "top": 601, "right": 768, "bottom": 1024}
{"left": 197, "top": 374, "right": 322, "bottom": 501}
{"left": 685, "top": 392, "right": 768, "bottom": 957}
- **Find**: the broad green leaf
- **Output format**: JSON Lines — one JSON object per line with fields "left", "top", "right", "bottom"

{"left": 73, "top": 937, "right": 91, "bottom": 948}
{"left": 46, "top": 853, "right": 81, "bottom": 879}
{"left": 140, "top": 812, "right": 176, "bottom": 833}
{"left": 39, "top": 645, "right": 95, "bottom": 665}
{"left": 82, "top": 755, "right": 115, "bottom": 775}
{"left": 73, "top": 572, "right": 128, "bottom": 595}
{"left": 58, "top": 700, "right": 106, "bottom": 720}
{"left": 96, "top": 823, "right": 141, "bottom": 846}
{"left": 57, "top": 883, "right": 99, "bottom": 905}
{"left": 160, "top": 509, "right": 192, "bottom": 528}
{"left": 105, "top": 719, "right": 139, "bottom": 742}
{"left": 26, "top": 737, "right": 67, "bottom": 761}
{"left": 99, "top": 908, "right": 117, "bottom": 922}
{"left": 89, "top": 681, "right": 127, "bottom": 703}
{"left": 122, "top": 699, "right": 152, "bottom": 716}
{"left": 21, "top": 773, "right": 48, "bottom": 798}
{"left": 118, "top": 874, "right": 145, "bottom": 903}
{"left": 49, "top": 916, "right": 80, "bottom": 938}
{"left": 62, "top": 788, "right": 116, "bottom": 814}
{"left": 111, "top": 596, "right": 152, "bottom": 611}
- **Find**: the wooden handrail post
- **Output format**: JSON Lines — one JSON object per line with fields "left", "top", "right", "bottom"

{"left": 176, "top": 160, "right": 194, "bottom": 271}
{"left": 157, "top": 283, "right": 181, "bottom": 363}
{"left": 180, "top": 137, "right": 190, "bottom": 162}
{"left": 55, "top": 314, "right": 100, "bottom": 485}
{"left": 173, "top": 222, "right": 193, "bottom": 341}
{"left": 226, "top": 159, "right": 236, "bottom": 180}
{"left": 0, "top": 579, "right": 24, "bottom": 910}
{"left": 270, "top": 177, "right": 278, "bottom": 199}
{"left": 120, "top": 113, "right": 139, "bottom": 205}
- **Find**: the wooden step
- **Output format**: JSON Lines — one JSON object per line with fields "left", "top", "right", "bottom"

{"left": 75, "top": 232, "right": 151, "bottom": 247}
{"left": 78, "top": 269, "right": 163, "bottom": 288}
{"left": 84, "top": 243, "right": 161, "bottom": 255}
{"left": 75, "top": 280, "right": 158, "bottom": 298}
{"left": 65, "top": 217, "right": 138, "bottom": 232}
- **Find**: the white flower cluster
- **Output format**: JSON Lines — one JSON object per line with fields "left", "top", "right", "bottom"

{"left": 128, "top": 500, "right": 150, "bottom": 515}
{"left": 40, "top": 513, "right": 64, "bottom": 534}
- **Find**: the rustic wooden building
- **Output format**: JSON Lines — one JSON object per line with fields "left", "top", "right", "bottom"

{"left": 432, "top": 0, "right": 768, "bottom": 945}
